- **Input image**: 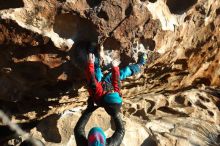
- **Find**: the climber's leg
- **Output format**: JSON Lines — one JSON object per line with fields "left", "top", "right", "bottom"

{"left": 104, "top": 64, "right": 141, "bottom": 83}
{"left": 102, "top": 92, "right": 122, "bottom": 116}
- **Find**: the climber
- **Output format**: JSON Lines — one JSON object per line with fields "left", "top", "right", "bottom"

{"left": 74, "top": 99, "right": 125, "bottom": 146}
{"left": 85, "top": 45, "right": 147, "bottom": 115}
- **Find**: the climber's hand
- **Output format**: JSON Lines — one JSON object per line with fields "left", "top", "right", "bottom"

{"left": 88, "top": 53, "right": 95, "bottom": 63}
{"left": 100, "top": 45, "right": 104, "bottom": 50}
{"left": 112, "top": 59, "right": 121, "bottom": 67}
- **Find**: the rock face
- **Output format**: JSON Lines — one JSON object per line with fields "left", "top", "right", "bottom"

{"left": 0, "top": 0, "right": 220, "bottom": 146}
{"left": 29, "top": 108, "right": 150, "bottom": 146}
{"left": 123, "top": 88, "right": 220, "bottom": 146}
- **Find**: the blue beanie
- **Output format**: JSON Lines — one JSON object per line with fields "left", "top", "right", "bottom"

{"left": 88, "top": 127, "right": 106, "bottom": 146}
{"left": 103, "top": 92, "right": 122, "bottom": 105}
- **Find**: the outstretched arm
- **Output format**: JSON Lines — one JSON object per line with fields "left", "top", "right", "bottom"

{"left": 85, "top": 53, "right": 103, "bottom": 100}
{"left": 106, "top": 114, "right": 125, "bottom": 146}
{"left": 111, "top": 59, "right": 121, "bottom": 93}
{"left": 86, "top": 62, "right": 97, "bottom": 92}
{"left": 85, "top": 53, "right": 97, "bottom": 92}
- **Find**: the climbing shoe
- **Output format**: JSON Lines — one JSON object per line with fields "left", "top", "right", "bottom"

{"left": 137, "top": 52, "right": 147, "bottom": 65}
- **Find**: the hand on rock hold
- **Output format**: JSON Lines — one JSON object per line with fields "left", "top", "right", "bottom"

{"left": 87, "top": 53, "right": 95, "bottom": 63}
{"left": 100, "top": 45, "right": 104, "bottom": 50}
{"left": 112, "top": 59, "right": 121, "bottom": 67}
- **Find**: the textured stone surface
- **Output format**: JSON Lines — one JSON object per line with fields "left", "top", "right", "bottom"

{"left": 29, "top": 108, "right": 149, "bottom": 146}
{"left": 0, "top": 0, "right": 220, "bottom": 146}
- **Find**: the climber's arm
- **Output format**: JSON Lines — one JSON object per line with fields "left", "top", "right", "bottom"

{"left": 106, "top": 113, "right": 125, "bottom": 146}
{"left": 112, "top": 66, "right": 120, "bottom": 93}
{"left": 111, "top": 59, "right": 121, "bottom": 93}
{"left": 85, "top": 53, "right": 103, "bottom": 99}
{"left": 85, "top": 53, "right": 97, "bottom": 92}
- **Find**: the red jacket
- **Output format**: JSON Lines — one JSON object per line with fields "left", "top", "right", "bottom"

{"left": 85, "top": 62, "right": 120, "bottom": 103}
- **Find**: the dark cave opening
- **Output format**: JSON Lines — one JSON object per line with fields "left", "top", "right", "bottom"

{"left": 125, "top": 3, "right": 133, "bottom": 17}
{"left": 0, "top": 0, "right": 24, "bottom": 10}
{"left": 140, "top": 0, "right": 157, "bottom": 3}
{"left": 140, "top": 38, "right": 156, "bottom": 51}
{"left": 148, "top": 0, "right": 157, "bottom": 3}
{"left": 217, "top": 134, "right": 220, "bottom": 144}
{"left": 53, "top": 13, "right": 99, "bottom": 43}
{"left": 86, "top": 0, "right": 102, "bottom": 8}
{"left": 57, "top": 0, "right": 66, "bottom": 2}
{"left": 103, "top": 37, "right": 121, "bottom": 51}
{"left": 97, "top": 10, "right": 109, "bottom": 21}
{"left": 166, "top": 0, "right": 197, "bottom": 14}
{"left": 216, "top": 8, "right": 220, "bottom": 15}
{"left": 192, "top": 77, "right": 211, "bottom": 86}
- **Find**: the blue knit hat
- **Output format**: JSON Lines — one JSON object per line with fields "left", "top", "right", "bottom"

{"left": 88, "top": 127, "right": 106, "bottom": 146}
{"left": 103, "top": 92, "right": 122, "bottom": 105}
